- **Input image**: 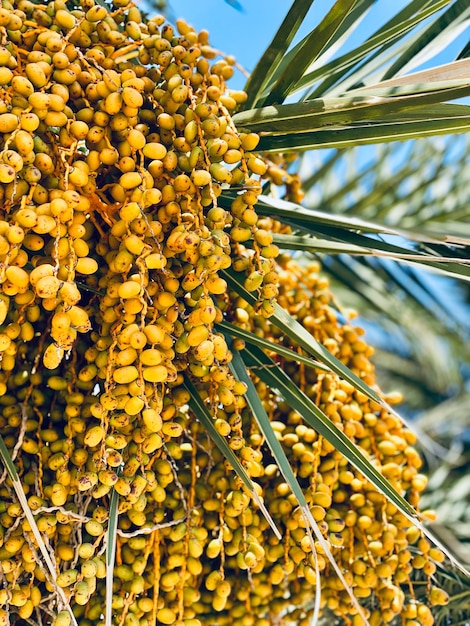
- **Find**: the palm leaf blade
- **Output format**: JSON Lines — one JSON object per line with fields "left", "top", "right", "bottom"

{"left": 239, "top": 343, "right": 417, "bottom": 517}
{"left": 106, "top": 486, "right": 120, "bottom": 626}
{"left": 222, "top": 267, "right": 386, "bottom": 407}
{"left": 217, "top": 320, "right": 329, "bottom": 371}
{"left": 229, "top": 348, "right": 367, "bottom": 624}
{"left": 184, "top": 375, "right": 281, "bottom": 539}
{"left": 243, "top": 0, "right": 314, "bottom": 109}
{"left": 233, "top": 79, "right": 470, "bottom": 136}
{"left": 263, "top": 0, "right": 358, "bottom": 105}
{"left": 257, "top": 115, "right": 470, "bottom": 151}
{"left": 297, "top": 0, "right": 451, "bottom": 96}
{"left": 382, "top": 0, "right": 470, "bottom": 80}
{"left": 271, "top": 233, "right": 470, "bottom": 281}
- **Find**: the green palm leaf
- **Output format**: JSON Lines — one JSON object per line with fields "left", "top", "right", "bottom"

{"left": 222, "top": 267, "right": 386, "bottom": 407}
{"left": 382, "top": 0, "right": 470, "bottom": 80}
{"left": 309, "top": 0, "right": 466, "bottom": 98}
{"left": 272, "top": 232, "right": 470, "bottom": 281}
{"left": 106, "top": 486, "right": 120, "bottom": 626}
{"left": 185, "top": 375, "right": 281, "bottom": 539}
{"left": 235, "top": 342, "right": 417, "bottom": 517}
{"left": 288, "top": 125, "right": 470, "bottom": 412}
{"left": 217, "top": 320, "right": 329, "bottom": 371}
{"left": 234, "top": 65, "right": 470, "bottom": 137}
{"left": 221, "top": 191, "right": 470, "bottom": 281}
{"left": 297, "top": 0, "right": 451, "bottom": 96}
{"left": 243, "top": 0, "right": 314, "bottom": 109}
{"left": 256, "top": 114, "right": 470, "bottom": 151}
{"left": 261, "top": 0, "right": 358, "bottom": 106}
{"left": 236, "top": 0, "right": 470, "bottom": 149}
{"left": 229, "top": 348, "right": 368, "bottom": 624}
{"left": 237, "top": 343, "right": 470, "bottom": 574}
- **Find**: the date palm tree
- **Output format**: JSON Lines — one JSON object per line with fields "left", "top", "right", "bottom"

{"left": 0, "top": 1, "right": 469, "bottom": 625}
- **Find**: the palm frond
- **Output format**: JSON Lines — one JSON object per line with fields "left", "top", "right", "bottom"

{"left": 238, "top": 0, "right": 470, "bottom": 149}
{"left": 243, "top": 0, "right": 314, "bottom": 109}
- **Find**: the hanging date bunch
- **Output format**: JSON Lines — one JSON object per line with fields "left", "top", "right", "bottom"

{"left": 0, "top": 0, "right": 450, "bottom": 624}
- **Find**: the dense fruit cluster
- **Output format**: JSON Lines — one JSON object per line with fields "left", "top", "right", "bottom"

{"left": 0, "top": 0, "right": 448, "bottom": 624}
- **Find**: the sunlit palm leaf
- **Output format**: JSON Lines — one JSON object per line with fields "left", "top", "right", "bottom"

{"left": 313, "top": 0, "right": 469, "bottom": 98}
{"left": 297, "top": 0, "right": 451, "bottom": 96}
{"left": 256, "top": 113, "right": 470, "bottom": 151}
{"left": 289, "top": 127, "right": 470, "bottom": 410}
{"left": 270, "top": 233, "right": 470, "bottom": 281}
{"left": 261, "top": 0, "right": 358, "bottom": 106}
{"left": 239, "top": 343, "right": 470, "bottom": 573}
{"left": 382, "top": 0, "right": 470, "bottom": 79}
{"left": 237, "top": 0, "right": 470, "bottom": 152}
{"left": 221, "top": 192, "right": 470, "bottom": 279}
{"left": 236, "top": 342, "right": 416, "bottom": 516}
{"left": 217, "top": 320, "right": 329, "bottom": 371}
{"left": 222, "top": 192, "right": 455, "bottom": 243}
{"left": 234, "top": 64, "right": 470, "bottom": 137}
{"left": 243, "top": 0, "right": 314, "bottom": 109}
{"left": 274, "top": 0, "right": 378, "bottom": 99}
